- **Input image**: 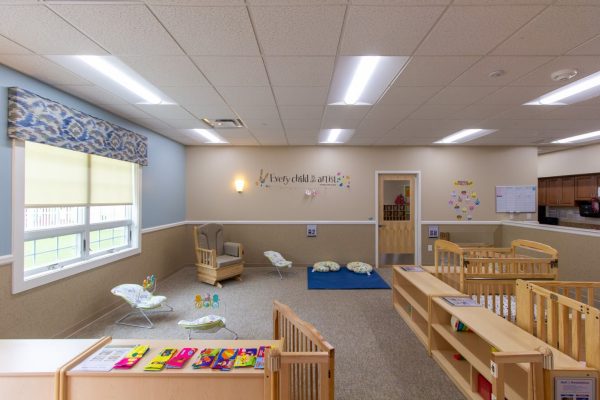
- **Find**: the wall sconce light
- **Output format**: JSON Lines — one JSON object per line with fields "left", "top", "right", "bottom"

{"left": 235, "top": 179, "right": 245, "bottom": 193}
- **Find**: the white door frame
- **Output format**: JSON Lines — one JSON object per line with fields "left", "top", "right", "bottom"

{"left": 375, "top": 170, "right": 422, "bottom": 267}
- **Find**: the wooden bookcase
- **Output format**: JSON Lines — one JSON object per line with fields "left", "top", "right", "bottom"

{"left": 392, "top": 267, "right": 462, "bottom": 348}
{"left": 428, "top": 297, "right": 598, "bottom": 400}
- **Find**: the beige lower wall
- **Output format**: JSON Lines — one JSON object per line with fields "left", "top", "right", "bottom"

{"left": 199, "top": 223, "right": 375, "bottom": 267}
{"left": 0, "top": 225, "right": 192, "bottom": 339}
{"left": 500, "top": 224, "right": 600, "bottom": 281}
{"left": 420, "top": 223, "right": 502, "bottom": 265}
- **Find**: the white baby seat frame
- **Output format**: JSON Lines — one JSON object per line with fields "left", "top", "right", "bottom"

{"left": 264, "top": 250, "right": 293, "bottom": 279}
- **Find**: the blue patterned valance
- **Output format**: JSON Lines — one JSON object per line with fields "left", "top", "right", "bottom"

{"left": 7, "top": 87, "right": 148, "bottom": 166}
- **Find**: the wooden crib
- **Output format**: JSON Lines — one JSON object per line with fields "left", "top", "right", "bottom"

{"left": 516, "top": 279, "right": 600, "bottom": 369}
{"left": 429, "top": 239, "right": 559, "bottom": 319}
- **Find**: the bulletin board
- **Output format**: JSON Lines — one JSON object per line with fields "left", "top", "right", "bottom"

{"left": 495, "top": 185, "right": 536, "bottom": 213}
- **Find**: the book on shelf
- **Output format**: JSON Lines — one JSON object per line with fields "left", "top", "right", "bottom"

{"left": 234, "top": 348, "right": 257, "bottom": 368}
{"left": 143, "top": 348, "right": 177, "bottom": 371}
{"left": 400, "top": 266, "right": 424, "bottom": 272}
{"left": 166, "top": 348, "right": 197, "bottom": 369}
{"left": 211, "top": 348, "right": 238, "bottom": 371}
{"left": 74, "top": 345, "right": 135, "bottom": 372}
{"left": 113, "top": 345, "right": 150, "bottom": 369}
{"left": 192, "top": 348, "right": 220, "bottom": 369}
{"left": 254, "top": 346, "right": 271, "bottom": 369}
{"left": 442, "top": 296, "right": 480, "bottom": 307}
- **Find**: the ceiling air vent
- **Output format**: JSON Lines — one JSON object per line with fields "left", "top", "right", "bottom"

{"left": 202, "top": 118, "right": 244, "bottom": 129}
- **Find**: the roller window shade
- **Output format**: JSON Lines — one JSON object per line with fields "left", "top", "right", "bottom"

{"left": 90, "top": 155, "right": 133, "bottom": 205}
{"left": 25, "top": 142, "right": 88, "bottom": 206}
{"left": 25, "top": 142, "right": 134, "bottom": 207}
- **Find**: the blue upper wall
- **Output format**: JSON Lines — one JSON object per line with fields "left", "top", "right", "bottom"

{"left": 0, "top": 65, "right": 186, "bottom": 256}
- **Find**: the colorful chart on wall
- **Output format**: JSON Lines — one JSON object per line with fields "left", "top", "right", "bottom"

{"left": 448, "top": 179, "right": 480, "bottom": 221}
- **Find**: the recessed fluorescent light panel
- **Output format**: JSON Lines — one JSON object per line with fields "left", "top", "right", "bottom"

{"left": 191, "top": 129, "right": 228, "bottom": 144}
{"left": 552, "top": 130, "right": 600, "bottom": 144}
{"left": 48, "top": 55, "right": 173, "bottom": 105}
{"left": 526, "top": 70, "right": 600, "bottom": 106}
{"left": 435, "top": 129, "right": 497, "bottom": 144}
{"left": 327, "top": 56, "right": 410, "bottom": 106}
{"left": 318, "top": 129, "right": 354, "bottom": 144}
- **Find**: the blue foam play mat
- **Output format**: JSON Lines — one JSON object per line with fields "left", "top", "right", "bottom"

{"left": 307, "top": 266, "right": 390, "bottom": 290}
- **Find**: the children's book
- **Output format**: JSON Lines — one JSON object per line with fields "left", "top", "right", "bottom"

{"left": 254, "top": 346, "right": 271, "bottom": 370}
{"left": 165, "top": 348, "right": 197, "bottom": 369}
{"left": 400, "top": 266, "right": 424, "bottom": 272}
{"left": 74, "top": 345, "right": 134, "bottom": 372}
{"left": 143, "top": 348, "right": 177, "bottom": 371}
{"left": 211, "top": 348, "right": 238, "bottom": 371}
{"left": 192, "top": 348, "right": 220, "bottom": 369}
{"left": 443, "top": 296, "right": 480, "bottom": 307}
{"left": 234, "top": 348, "right": 257, "bottom": 368}
{"left": 113, "top": 345, "right": 150, "bottom": 369}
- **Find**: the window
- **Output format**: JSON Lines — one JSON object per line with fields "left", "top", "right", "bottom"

{"left": 12, "top": 141, "right": 141, "bottom": 293}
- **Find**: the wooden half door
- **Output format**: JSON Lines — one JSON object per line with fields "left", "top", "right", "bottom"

{"left": 378, "top": 174, "right": 415, "bottom": 265}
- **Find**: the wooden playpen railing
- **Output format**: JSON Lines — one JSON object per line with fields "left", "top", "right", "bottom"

{"left": 516, "top": 280, "right": 600, "bottom": 370}
{"left": 268, "top": 301, "right": 335, "bottom": 400}
{"left": 433, "top": 239, "right": 558, "bottom": 301}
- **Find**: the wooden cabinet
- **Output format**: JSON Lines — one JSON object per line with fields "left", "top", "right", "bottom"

{"left": 538, "top": 179, "right": 546, "bottom": 205}
{"left": 576, "top": 175, "right": 599, "bottom": 200}
{"left": 541, "top": 177, "right": 575, "bottom": 206}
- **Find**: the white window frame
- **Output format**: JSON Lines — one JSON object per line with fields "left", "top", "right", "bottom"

{"left": 11, "top": 140, "right": 142, "bottom": 294}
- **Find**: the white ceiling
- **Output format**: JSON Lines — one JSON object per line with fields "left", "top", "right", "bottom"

{"left": 1, "top": 0, "right": 600, "bottom": 152}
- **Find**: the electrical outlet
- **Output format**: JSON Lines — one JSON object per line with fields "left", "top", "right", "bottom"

{"left": 307, "top": 224, "right": 317, "bottom": 237}
{"left": 427, "top": 245, "right": 433, "bottom": 252}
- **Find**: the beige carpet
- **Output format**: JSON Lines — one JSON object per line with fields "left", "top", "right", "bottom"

{"left": 71, "top": 266, "right": 462, "bottom": 400}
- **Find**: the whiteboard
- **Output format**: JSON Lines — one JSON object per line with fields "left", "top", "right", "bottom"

{"left": 495, "top": 185, "right": 537, "bottom": 213}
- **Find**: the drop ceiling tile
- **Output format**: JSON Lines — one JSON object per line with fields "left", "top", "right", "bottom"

{"left": 217, "top": 127, "right": 254, "bottom": 139}
{"left": 50, "top": 4, "right": 182, "bottom": 56}
{"left": 450, "top": 104, "right": 510, "bottom": 120}
{"left": 569, "top": 35, "right": 600, "bottom": 56}
{"left": 416, "top": 6, "right": 544, "bottom": 55}
{"left": 285, "top": 128, "right": 319, "bottom": 136}
{"left": 509, "top": 56, "right": 600, "bottom": 86}
{"left": 250, "top": 0, "right": 347, "bottom": 4}
{"left": 152, "top": 6, "right": 259, "bottom": 55}
{"left": 374, "top": 135, "right": 408, "bottom": 145}
{"left": 135, "top": 104, "right": 195, "bottom": 119}
{"left": 163, "top": 118, "right": 205, "bottom": 129}
{"left": 378, "top": 86, "right": 443, "bottom": 106}
{"left": 250, "top": 127, "right": 285, "bottom": 137}
{"left": 392, "top": 119, "right": 473, "bottom": 136}
{"left": 0, "top": 5, "right": 105, "bottom": 55}
{"left": 56, "top": 84, "right": 129, "bottom": 105}
{"left": 407, "top": 104, "right": 467, "bottom": 119}
{"left": 192, "top": 56, "right": 269, "bottom": 86}
{"left": 227, "top": 137, "right": 260, "bottom": 146}
{"left": 341, "top": 6, "right": 444, "bottom": 55}
{"left": 148, "top": 0, "right": 244, "bottom": 4}
{"left": 493, "top": 6, "right": 600, "bottom": 56}
{"left": 256, "top": 136, "right": 288, "bottom": 146}
{"left": 478, "top": 86, "right": 555, "bottom": 105}
{"left": 288, "top": 135, "right": 318, "bottom": 145}
{"left": 265, "top": 57, "right": 335, "bottom": 86}
{"left": 218, "top": 86, "right": 276, "bottom": 107}
{"left": 451, "top": 56, "right": 554, "bottom": 86}
{"left": 121, "top": 55, "right": 210, "bottom": 87}
{"left": 242, "top": 118, "right": 284, "bottom": 131}
{"left": 273, "top": 86, "right": 329, "bottom": 106}
{"left": 367, "top": 104, "right": 420, "bottom": 120}
{"left": 355, "top": 118, "right": 399, "bottom": 135}
{"left": 278, "top": 106, "right": 324, "bottom": 120}
{"left": 490, "top": 105, "right": 559, "bottom": 120}
{"left": 454, "top": 0, "right": 551, "bottom": 3}
{"left": 323, "top": 105, "right": 371, "bottom": 120}
{"left": 233, "top": 105, "right": 280, "bottom": 120}
{"left": 250, "top": 5, "right": 345, "bottom": 56}
{"left": 1, "top": 55, "right": 91, "bottom": 85}
{"left": 283, "top": 119, "right": 322, "bottom": 130}
{"left": 393, "top": 56, "right": 480, "bottom": 86}
{"left": 160, "top": 86, "right": 225, "bottom": 106}
{"left": 345, "top": 137, "right": 377, "bottom": 146}
{"left": 320, "top": 117, "right": 362, "bottom": 129}
{"left": 185, "top": 104, "right": 237, "bottom": 120}
{"left": 0, "top": 35, "right": 31, "bottom": 54}
{"left": 103, "top": 104, "right": 155, "bottom": 120}
{"left": 541, "top": 106, "right": 600, "bottom": 120}
{"left": 350, "top": 0, "right": 449, "bottom": 4}
{"left": 427, "top": 86, "right": 500, "bottom": 105}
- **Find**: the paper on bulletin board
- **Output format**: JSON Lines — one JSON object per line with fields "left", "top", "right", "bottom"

{"left": 554, "top": 377, "right": 596, "bottom": 400}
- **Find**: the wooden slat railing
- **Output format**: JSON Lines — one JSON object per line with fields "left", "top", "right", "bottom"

{"left": 516, "top": 280, "right": 600, "bottom": 370}
{"left": 271, "top": 301, "right": 335, "bottom": 400}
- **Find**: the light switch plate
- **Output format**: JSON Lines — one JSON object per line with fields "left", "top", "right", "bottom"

{"left": 307, "top": 224, "right": 317, "bottom": 237}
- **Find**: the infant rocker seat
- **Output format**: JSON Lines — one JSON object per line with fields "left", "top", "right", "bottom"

{"left": 111, "top": 284, "right": 173, "bottom": 329}
{"left": 264, "top": 251, "right": 292, "bottom": 279}
{"left": 178, "top": 315, "right": 239, "bottom": 340}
